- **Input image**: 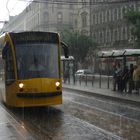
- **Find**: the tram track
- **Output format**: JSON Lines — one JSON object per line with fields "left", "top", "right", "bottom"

{"left": 56, "top": 90, "right": 140, "bottom": 140}
{"left": 0, "top": 88, "right": 139, "bottom": 140}
{"left": 0, "top": 102, "right": 52, "bottom": 140}
{"left": 0, "top": 102, "right": 124, "bottom": 140}
{"left": 63, "top": 90, "right": 140, "bottom": 121}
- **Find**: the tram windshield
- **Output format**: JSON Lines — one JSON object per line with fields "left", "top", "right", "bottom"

{"left": 15, "top": 43, "right": 59, "bottom": 79}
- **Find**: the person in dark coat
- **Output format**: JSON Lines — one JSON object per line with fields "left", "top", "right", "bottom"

{"left": 116, "top": 63, "right": 122, "bottom": 91}
{"left": 121, "top": 66, "right": 129, "bottom": 92}
{"left": 112, "top": 65, "right": 117, "bottom": 91}
{"left": 128, "top": 64, "right": 134, "bottom": 93}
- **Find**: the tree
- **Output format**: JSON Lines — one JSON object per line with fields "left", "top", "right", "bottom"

{"left": 61, "top": 29, "right": 97, "bottom": 66}
{"left": 124, "top": 10, "right": 140, "bottom": 48}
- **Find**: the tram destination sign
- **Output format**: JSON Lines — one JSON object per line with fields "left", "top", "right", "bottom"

{"left": 10, "top": 31, "right": 59, "bottom": 44}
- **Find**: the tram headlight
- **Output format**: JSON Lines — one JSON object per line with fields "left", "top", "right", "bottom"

{"left": 55, "top": 82, "right": 60, "bottom": 87}
{"left": 19, "top": 83, "right": 24, "bottom": 88}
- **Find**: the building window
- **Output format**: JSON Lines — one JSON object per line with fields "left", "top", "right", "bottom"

{"left": 118, "top": 7, "right": 121, "bottom": 19}
{"left": 99, "top": 31, "right": 102, "bottom": 44}
{"left": 125, "top": 27, "right": 128, "bottom": 40}
{"left": 114, "top": 30, "right": 118, "bottom": 41}
{"left": 121, "top": 27, "right": 126, "bottom": 40}
{"left": 81, "top": 11, "right": 88, "bottom": 27}
{"left": 69, "top": 13, "right": 74, "bottom": 25}
{"left": 75, "top": 19, "right": 77, "bottom": 28}
{"left": 102, "top": 30, "right": 105, "bottom": 43}
{"left": 56, "top": 0, "right": 62, "bottom": 8}
{"left": 106, "top": 30, "right": 111, "bottom": 43}
{"left": 93, "top": 33, "right": 96, "bottom": 40}
{"left": 57, "top": 12, "right": 63, "bottom": 23}
{"left": 57, "top": 4, "right": 62, "bottom": 9}
{"left": 97, "top": 13, "right": 100, "bottom": 24}
{"left": 122, "top": 6, "right": 127, "bottom": 18}
{"left": 103, "top": 12, "right": 105, "bottom": 23}
{"left": 101, "top": 12, "right": 104, "bottom": 23}
{"left": 69, "top": 4, "right": 74, "bottom": 9}
{"left": 114, "top": 9, "right": 118, "bottom": 20}
{"left": 93, "top": 14, "right": 95, "bottom": 24}
{"left": 82, "top": 0, "right": 86, "bottom": 8}
{"left": 107, "top": 10, "right": 110, "bottom": 22}
{"left": 100, "top": 12, "right": 102, "bottom": 24}
{"left": 95, "top": 13, "right": 98, "bottom": 24}
{"left": 43, "top": 11, "right": 49, "bottom": 23}
{"left": 129, "top": 4, "right": 135, "bottom": 11}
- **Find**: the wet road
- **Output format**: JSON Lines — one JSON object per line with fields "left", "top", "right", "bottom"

{"left": 60, "top": 90, "right": 140, "bottom": 140}
{"left": 1, "top": 89, "right": 140, "bottom": 140}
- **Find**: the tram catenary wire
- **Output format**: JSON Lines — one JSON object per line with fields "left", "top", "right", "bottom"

{"left": 18, "top": 0, "right": 140, "bottom": 5}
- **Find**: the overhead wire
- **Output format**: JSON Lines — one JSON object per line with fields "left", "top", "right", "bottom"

{"left": 0, "top": 0, "right": 30, "bottom": 34}
{"left": 0, "top": 0, "right": 10, "bottom": 33}
{"left": 16, "top": 0, "right": 140, "bottom": 11}
{"left": 18, "top": 0, "right": 140, "bottom": 5}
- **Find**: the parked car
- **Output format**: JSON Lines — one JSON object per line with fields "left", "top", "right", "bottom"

{"left": 75, "top": 69, "right": 94, "bottom": 81}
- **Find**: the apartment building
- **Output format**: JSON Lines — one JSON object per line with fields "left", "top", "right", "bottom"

{"left": 2, "top": 0, "right": 78, "bottom": 33}
{"left": 2, "top": 0, "right": 140, "bottom": 50}
{"left": 90, "top": 0, "right": 140, "bottom": 50}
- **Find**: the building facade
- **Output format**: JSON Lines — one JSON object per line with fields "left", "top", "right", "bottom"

{"left": 90, "top": 0, "right": 140, "bottom": 50}
{"left": 76, "top": 0, "right": 90, "bottom": 35}
{"left": 2, "top": 0, "right": 78, "bottom": 33}
{"left": 2, "top": 0, "right": 140, "bottom": 50}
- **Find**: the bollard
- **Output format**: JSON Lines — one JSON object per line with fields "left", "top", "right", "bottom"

{"left": 107, "top": 76, "right": 109, "bottom": 89}
{"left": 85, "top": 75, "right": 87, "bottom": 86}
{"left": 79, "top": 75, "right": 81, "bottom": 85}
{"left": 92, "top": 75, "right": 94, "bottom": 86}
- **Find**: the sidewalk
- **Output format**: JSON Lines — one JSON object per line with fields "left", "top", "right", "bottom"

{"left": 0, "top": 105, "right": 34, "bottom": 140}
{"left": 63, "top": 82, "right": 140, "bottom": 106}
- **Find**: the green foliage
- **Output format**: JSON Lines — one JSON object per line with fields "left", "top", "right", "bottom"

{"left": 60, "top": 29, "right": 97, "bottom": 63}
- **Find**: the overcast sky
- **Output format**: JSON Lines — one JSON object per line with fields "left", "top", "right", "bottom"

{"left": 0, "top": 0, "right": 30, "bottom": 28}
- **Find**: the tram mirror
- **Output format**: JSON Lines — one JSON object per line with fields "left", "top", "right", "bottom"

{"left": 61, "top": 41, "right": 69, "bottom": 58}
{"left": 64, "top": 48, "right": 69, "bottom": 58}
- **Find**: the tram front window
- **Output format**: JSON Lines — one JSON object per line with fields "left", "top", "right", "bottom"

{"left": 15, "top": 43, "right": 59, "bottom": 79}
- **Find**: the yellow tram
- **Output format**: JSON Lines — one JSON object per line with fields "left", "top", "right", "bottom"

{"left": 0, "top": 31, "right": 68, "bottom": 107}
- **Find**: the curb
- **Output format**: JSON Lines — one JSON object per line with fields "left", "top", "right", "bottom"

{"left": 63, "top": 86, "right": 140, "bottom": 107}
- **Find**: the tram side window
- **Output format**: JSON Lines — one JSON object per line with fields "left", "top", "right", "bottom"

{"left": 5, "top": 44, "right": 15, "bottom": 85}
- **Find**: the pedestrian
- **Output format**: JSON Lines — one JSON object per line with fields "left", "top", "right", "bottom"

{"left": 112, "top": 65, "right": 117, "bottom": 91}
{"left": 133, "top": 61, "right": 140, "bottom": 94}
{"left": 121, "top": 65, "right": 129, "bottom": 92}
{"left": 116, "top": 63, "right": 122, "bottom": 91}
{"left": 64, "top": 68, "right": 69, "bottom": 83}
{"left": 128, "top": 64, "right": 134, "bottom": 93}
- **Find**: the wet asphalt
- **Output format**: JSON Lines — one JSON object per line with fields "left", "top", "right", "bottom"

{"left": 1, "top": 89, "right": 139, "bottom": 140}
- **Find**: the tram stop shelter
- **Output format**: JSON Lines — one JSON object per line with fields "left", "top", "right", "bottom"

{"left": 98, "top": 49, "right": 140, "bottom": 89}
